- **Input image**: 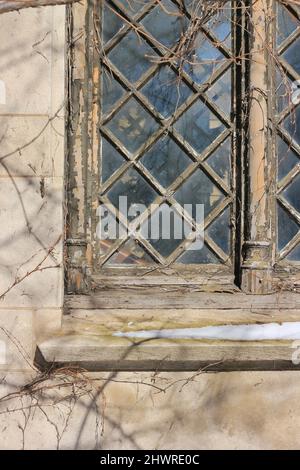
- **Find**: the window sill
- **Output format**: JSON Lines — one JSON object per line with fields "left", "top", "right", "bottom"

{"left": 35, "top": 291, "right": 300, "bottom": 371}
{"left": 36, "top": 333, "right": 300, "bottom": 371}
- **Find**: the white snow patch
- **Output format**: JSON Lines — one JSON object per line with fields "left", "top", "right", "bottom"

{"left": 113, "top": 322, "right": 300, "bottom": 341}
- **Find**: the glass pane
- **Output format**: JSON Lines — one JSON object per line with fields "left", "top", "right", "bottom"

{"left": 140, "top": 137, "right": 191, "bottom": 188}
{"left": 177, "top": 244, "right": 220, "bottom": 264}
{"left": 101, "top": 138, "right": 125, "bottom": 183}
{"left": 275, "top": 68, "right": 294, "bottom": 114}
{"left": 283, "top": 106, "right": 300, "bottom": 146}
{"left": 141, "top": 66, "right": 192, "bottom": 118}
{"left": 107, "top": 239, "right": 155, "bottom": 265}
{"left": 107, "top": 167, "right": 157, "bottom": 221}
{"left": 207, "top": 137, "right": 231, "bottom": 185}
{"left": 102, "top": 2, "right": 124, "bottom": 43}
{"left": 142, "top": 0, "right": 187, "bottom": 48}
{"left": 105, "top": 98, "right": 159, "bottom": 154}
{"left": 207, "top": 2, "right": 232, "bottom": 49}
{"left": 101, "top": 72, "right": 125, "bottom": 115}
{"left": 140, "top": 203, "right": 192, "bottom": 258}
{"left": 108, "top": 31, "right": 156, "bottom": 82}
{"left": 277, "top": 136, "right": 300, "bottom": 181}
{"left": 174, "top": 100, "right": 225, "bottom": 154}
{"left": 174, "top": 168, "right": 224, "bottom": 219}
{"left": 282, "top": 37, "right": 300, "bottom": 75}
{"left": 206, "top": 68, "right": 232, "bottom": 116}
{"left": 277, "top": 204, "right": 299, "bottom": 250}
{"left": 287, "top": 243, "right": 300, "bottom": 260}
{"left": 183, "top": 33, "right": 225, "bottom": 85}
{"left": 282, "top": 172, "right": 300, "bottom": 213}
{"left": 114, "top": 0, "right": 148, "bottom": 17}
{"left": 97, "top": 211, "right": 127, "bottom": 255}
{"left": 277, "top": 3, "right": 299, "bottom": 46}
{"left": 207, "top": 207, "right": 231, "bottom": 254}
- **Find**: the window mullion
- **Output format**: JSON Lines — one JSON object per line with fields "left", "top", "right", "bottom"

{"left": 241, "top": 0, "right": 274, "bottom": 294}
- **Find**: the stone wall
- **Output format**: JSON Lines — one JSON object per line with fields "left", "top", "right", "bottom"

{"left": 0, "top": 5, "right": 300, "bottom": 450}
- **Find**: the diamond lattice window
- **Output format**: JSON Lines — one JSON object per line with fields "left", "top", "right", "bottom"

{"left": 98, "top": 0, "right": 234, "bottom": 268}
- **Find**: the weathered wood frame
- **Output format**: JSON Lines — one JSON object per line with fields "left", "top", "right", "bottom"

{"left": 43, "top": 0, "right": 300, "bottom": 372}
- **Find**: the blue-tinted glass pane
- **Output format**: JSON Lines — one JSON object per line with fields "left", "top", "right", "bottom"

{"left": 207, "top": 2, "right": 232, "bottom": 49}
{"left": 177, "top": 244, "right": 220, "bottom": 264}
{"left": 277, "top": 204, "right": 299, "bottom": 250}
{"left": 282, "top": 37, "right": 300, "bottom": 75}
{"left": 183, "top": 33, "right": 225, "bottom": 85}
{"left": 107, "top": 239, "right": 155, "bottom": 265}
{"left": 207, "top": 137, "right": 231, "bottom": 185}
{"left": 105, "top": 98, "right": 159, "bottom": 154}
{"left": 207, "top": 208, "right": 231, "bottom": 254}
{"left": 174, "top": 100, "right": 225, "bottom": 154}
{"left": 174, "top": 169, "right": 224, "bottom": 219}
{"left": 287, "top": 243, "right": 300, "bottom": 260}
{"left": 101, "top": 72, "right": 125, "bottom": 115}
{"left": 114, "top": 0, "right": 148, "bottom": 16}
{"left": 277, "top": 3, "right": 299, "bottom": 46}
{"left": 140, "top": 137, "right": 191, "bottom": 188}
{"left": 142, "top": 0, "right": 187, "bottom": 48}
{"left": 108, "top": 31, "right": 156, "bottom": 82}
{"left": 282, "top": 172, "right": 300, "bottom": 213}
{"left": 275, "top": 68, "right": 294, "bottom": 113}
{"left": 206, "top": 68, "right": 232, "bottom": 116}
{"left": 142, "top": 66, "right": 192, "bottom": 118}
{"left": 283, "top": 106, "right": 300, "bottom": 146}
{"left": 107, "top": 167, "right": 157, "bottom": 220}
{"left": 277, "top": 137, "right": 300, "bottom": 181}
{"left": 102, "top": 2, "right": 124, "bottom": 43}
{"left": 101, "top": 138, "right": 125, "bottom": 183}
{"left": 141, "top": 203, "right": 192, "bottom": 258}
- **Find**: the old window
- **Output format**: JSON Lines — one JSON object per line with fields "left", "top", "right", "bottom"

{"left": 49, "top": 0, "right": 300, "bottom": 370}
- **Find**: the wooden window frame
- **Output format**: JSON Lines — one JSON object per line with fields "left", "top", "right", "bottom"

{"left": 36, "top": 0, "right": 300, "bottom": 372}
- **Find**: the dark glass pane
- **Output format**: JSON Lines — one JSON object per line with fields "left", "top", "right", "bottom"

{"left": 207, "top": 137, "right": 231, "bottom": 185}
{"left": 102, "top": 2, "right": 124, "bottom": 43}
{"left": 282, "top": 37, "right": 300, "bottom": 75}
{"left": 177, "top": 243, "right": 220, "bottom": 264}
{"left": 183, "top": 33, "right": 225, "bottom": 85}
{"left": 114, "top": 0, "right": 148, "bottom": 16}
{"left": 206, "top": 2, "right": 232, "bottom": 49}
{"left": 207, "top": 207, "right": 231, "bottom": 254}
{"left": 101, "top": 138, "right": 125, "bottom": 183}
{"left": 287, "top": 243, "right": 300, "bottom": 260}
{"left": 277, "top": 136, "right": 300, "bottom": 181}
{"left": 105, "top": 98, "right": 159, "bottom": 154}
{"left": 98, "top": 211, "right": 126, "bottom": 255}
{"left": 140, "top": 203, "right": 192, "bottom": 258}
{"left": 101, "top": 72, "right": 125, "bottom": 115}
{"left": 275, "top": 68, "right": 293, "bottom": 113}
{"left": 107, "top": 167, "right": 157, "bottom": 220}
{"left": 282, "top": 172, "right": 300, "bottom": 213}
{"left": 206, "top": 68, "right": 232, "bottom": 116}
{"left": 107, "top": 239, "right": 155, "bottom": 265}
{"left": 174, "top": 100, "right": 225, "bottom": 154}
{"left": 277, "top": 3, "right": 299, "bottom": 46}
{"left": 108, "top": 31, "right": 156, "bottom": 82}
{"left": 283, "top": 106, "right": 300, "bottom": 146}
{"left": 142, "top": 0, "right": 187, "bottom": 48}
{"left": 277, "top": 204, "right": 299, "bottom": 250}
{"left": 140, "top": 137, "right": 191, "bottom": 188}
{"left": 141, "top": 66, "right": 192, "bottom": 118}
{"left": 174, "top": 168, "right": 224, "bottom": 219}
